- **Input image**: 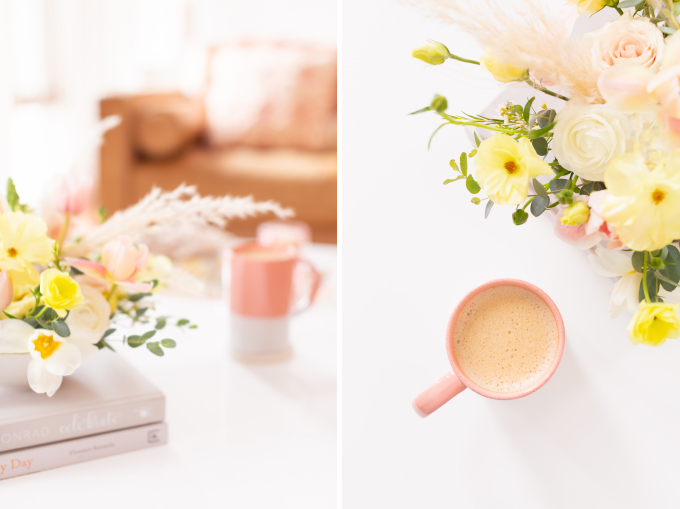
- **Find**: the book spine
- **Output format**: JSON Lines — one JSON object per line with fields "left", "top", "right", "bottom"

{"left": 0, "top": 422, "right": 167, "bottom": 481}
{"left": 0, "top": 396, "right": 165, "bottom": 453}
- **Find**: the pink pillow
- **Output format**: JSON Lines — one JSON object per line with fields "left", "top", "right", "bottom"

{"left": 205, "top": 40, "right": 337, "bottom": 151}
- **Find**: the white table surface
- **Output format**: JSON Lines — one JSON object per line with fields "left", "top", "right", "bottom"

{"left": 2, "top": 245, "right": 337, "bottom": 508}
{"left": 343, "top": 1, "right": 680, "bottom": 507}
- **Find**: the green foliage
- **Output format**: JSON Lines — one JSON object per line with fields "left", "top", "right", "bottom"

{"left": 471, "top": 197, "right": 481, "bottom": 205}
{"left": 532, "top": 179, "right": 548, "bottom": 198}
{"left": 484, "top": 200, "right": 493, "bottom": 219}
{"left": 6, "top": 178, "right": 20, "bottom": 212}
{"left": 52, "top": 320, "right": 70, "bottom": 338}
{"left": 530, "top": 196, "right": 549, "bottom": 217}
{"left": 155, "top": 317, "right": 167, "bottom": 330}
{"left": 460, "top": 153, "right": 468, "bottom": 176}
{"left": 618, "top": 0, "right": 644, "bottom": 7}
{"left": 161, "top": 339, "right": 176, "bottom": 348}
{"left": 465, "top": 175, "right": 480, "bottom": 194}
{"left": 512, "top": 209, "right": 528, "bottom": 225}
{"left": 474, "top": 132, "right": 481, "bottom": 147}
{"left": 531, "top": 137, "right": 548, "bottom": 156}
{"left": 523, "top": 97, "right": 535, "bottom": 123}
{"left": 146, "top": 341, "right": 164, "bottom": 356}
{"left": 632, "top": 251, "right": 645, "bottom": 273}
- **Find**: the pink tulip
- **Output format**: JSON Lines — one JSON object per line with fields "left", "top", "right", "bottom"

{"left": 101, "top": 236, "right": 149, "bottom": 281}
{"left": 66, "top": 236, "right": 152, "bottom": 294}
{"left": 597, "top": 63, "right": 657, "bottom": 113}
{"left": 52, "top": 174, "right": 93, "bottom": 216}
{"left": 0, "top": 270, "right": 13, "bottom": 312}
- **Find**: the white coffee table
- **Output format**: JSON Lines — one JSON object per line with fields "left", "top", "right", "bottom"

{"left": 1, "top": 244, "right": 337, "bottom": 508}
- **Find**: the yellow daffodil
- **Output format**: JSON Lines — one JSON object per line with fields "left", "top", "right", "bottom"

{"left": 40, "top": 269, "right": 84, "bottom": 318}
{"left": 567, "top": 0, "right": 607, "bottom": 14}
{"left": 0, "top": 212, "right": 54, "bottom": 287}
{"left": 601, "top": 152, "right": 680, "bottom": 251}
{"left": 412, "top": 41, "right": 450, "bottom": 65}
{"left": 561, "top": 202, "right": 590, "bottom": 226}
{"left": 479, "top": 49, "right": 528, "bottom": 83}
{"left": 474, "top": 134, "right": 552, "bottom": 205}
{"left": 628, "top": 301, "right": 680, "bottom": 346}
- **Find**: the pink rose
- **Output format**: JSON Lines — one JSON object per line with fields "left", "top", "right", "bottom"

{"left": 589, "top": 12, "right": 665, "bottom": 73}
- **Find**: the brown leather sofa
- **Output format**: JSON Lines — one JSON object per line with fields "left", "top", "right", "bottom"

{"left": 99, "top": 93, "right": 337, "bottom": 243}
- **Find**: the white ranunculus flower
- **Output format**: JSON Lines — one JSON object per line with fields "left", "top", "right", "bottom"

{"left": 588, "top": 12, "right": 665, "bottom": 73}
{"left": 552, "top": 103, "right": 633, "bottom": 181}
{"left": 66, "top": 284, "right": 110, "bottom": 359}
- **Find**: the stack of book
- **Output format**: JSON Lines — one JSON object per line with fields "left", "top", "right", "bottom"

{"left": 0, "top": 350, "right": 167, "bottom": 480}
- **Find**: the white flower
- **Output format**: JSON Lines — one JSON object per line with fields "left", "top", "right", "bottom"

{"left": 588, "top": 12, "right": 665, "bottom": 73}
{"left": 65, "top": 284, "right": 110, "bottom": 356}
{"left": 588, "top": 246, "right": 642, "bottom": 318}
{"left": 0, "top": 320, "right": 98, "bottom": 397}
{"left": 552, "top": 103, "right": 633, "bottom": 181}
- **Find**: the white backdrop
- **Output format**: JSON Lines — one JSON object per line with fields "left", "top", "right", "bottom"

{"left": 342, "top": 1, "right": 680, "bottom": 507}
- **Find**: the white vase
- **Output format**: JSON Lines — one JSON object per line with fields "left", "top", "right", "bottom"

{"left": 0, "top": 354, "right": 31, "bottom": 392}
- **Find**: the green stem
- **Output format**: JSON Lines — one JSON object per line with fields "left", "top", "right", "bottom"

{"left": 439, "top": 114, "right": 521, "bottom": 135}
{"left": 447, "top": 53, "right": 480, "bottom": 65}
{"left": 643, "top": 251, "right": 651, "bottom": 303}
{"left": 615, "top": 6, "right": 624, "bottom": 15}
{"left": 522, "top": 78, "right": 570, "bottom": 102}
{"left": 34, "top": 306, "right": 48, "bottom": 320}
{"left": 522, "top": 197, "right": 534, "bottom": 211}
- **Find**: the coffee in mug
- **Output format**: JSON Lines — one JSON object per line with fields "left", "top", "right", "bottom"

{"left": 451, "top": 285, "right": 559, "bottom": 393}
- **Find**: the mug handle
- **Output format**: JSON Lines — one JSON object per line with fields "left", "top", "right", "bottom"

{"left": 412, "top": 371, "right": 466, "bottom": 417}
{"left": 290, "top": 259, "right": 321, "bottom": 314}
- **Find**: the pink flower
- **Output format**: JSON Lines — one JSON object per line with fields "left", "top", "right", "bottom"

{"left": 66, "top": 236, "right": 152, "bottom": 294}
{"left": 52, "top": 174, "right": 93, "bottom": 216}
{"left": 554, "top": 196, "right": 603, "bottom": 250}
{"left": 0, "top": 270, "right": 13, "bottom": 312}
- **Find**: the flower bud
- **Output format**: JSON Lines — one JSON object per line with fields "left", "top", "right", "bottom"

{"left": 480, "top": 49, "right": 528, "bottom": 83}
{"left": 430, "top": 94, "right": 448, "bottom": 113}
{"left": 560, "top": 201, "right": 590, "bottom": 226}
{"left": 412, "top": 41, "right": 450, "bottom": 65}
{"left": 555, "top": 188, "right": 574, "bottom": 205}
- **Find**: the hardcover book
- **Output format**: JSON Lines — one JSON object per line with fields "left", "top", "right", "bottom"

{"left": 0, "top": 350, "right": 165, "bottom": 453}
{"left": 0, "top": 422, "right": 167, "bottom": 480}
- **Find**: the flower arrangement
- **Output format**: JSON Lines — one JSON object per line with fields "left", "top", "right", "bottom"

{"left": 0, "top": 124, "right": 291, "bottom": 396}
{"left": 412, "top": 0, "right": 680, "bottom": 346}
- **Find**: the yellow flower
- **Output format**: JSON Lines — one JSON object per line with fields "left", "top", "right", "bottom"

{"left": 40, "top": 269, "right": 84, "bottom": 318}
{"left": 561, "top": 202, "right": 590, "bottom": 226}
{"left": 628, "top": 301, "right": 680, "bottom": 346}
{"left": 412, "top": 41, "right": 450, "bottom": 65}
{"left": 567, "top": 0, "right": 607, "bottom": 14}
{"left": 480, "top": 49, "right": 527, "bottom": 83}
{"left": 0, "top": 212, "right": 54, "bottom": 287}
{"left": 474, "top": 134, "right": 552, "bottom": 205}
{"left": 601, "top": 152, "right": 680, "bottom": 251}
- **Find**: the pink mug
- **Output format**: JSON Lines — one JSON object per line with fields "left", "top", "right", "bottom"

{"left": 412, "top": 279, "right": 565, "bottom": 417}
{"left": 228, "top": 241, "right": 320, "bottom": 361}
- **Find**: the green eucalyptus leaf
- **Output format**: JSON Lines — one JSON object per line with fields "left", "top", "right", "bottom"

{"left": 530, "top": 196, "right": 549, "bottom": 217}
{"left": 161, "top": 338, "right": 176, "bottom": 348}
{"left": 141, "top": 330, "right": 157, "bottom": 341}
{"left": 465, "top": 175, "right": 480, "bottom": 194}
{"left": 474, "top": 132, "right": 481, "bottom": 147}
{"left": 103, "top": 328, "right": 116, "bottom": 339}
{"left": 532, "top": 179, "right": 548, "bottom": 198}
{"left": 146, "top": 341, "right": 164, "bottom": 357}
{"left": 527, "top": 122, "right": 556, "bottom": 139}
{"left": 484, "top": 200, "right": 493, "bottom": 219}
{"left": 632, "top": 251, "right": 645, "bottom": 273}
{"left": 52, "top": 320, "right": 70, "bottom": 338}
{"left": 155, "top": 317, "right": 167, "bottom": 330}
{"left": 177, "top": 319, "right": 190, "bottom": 326}
{"left": 660, "top": 26, "right": 676, "bottom": 35}
{"left": 127, "top": 335, "right": 145, "bottom": 348}
{"left": 460, "top": 152, "right": 468, "bottom": 176}
{"left": 617, "top": 0, "right": 643, "bottom": 7}
{"left": 531, "top": 137, "right": 549, "bottom": 156}
{"left": 523, "top": 97, "right": 535, "bottom": 123}
{"left": 659, "top": 245, "right": 680, "bottom": 291}
{"left": 549, "top": 179, "right": 569, "bottom": 192}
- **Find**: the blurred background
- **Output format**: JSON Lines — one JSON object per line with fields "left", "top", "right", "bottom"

{"left": 0, "top": 0, "right": 337, "bottom": 247}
